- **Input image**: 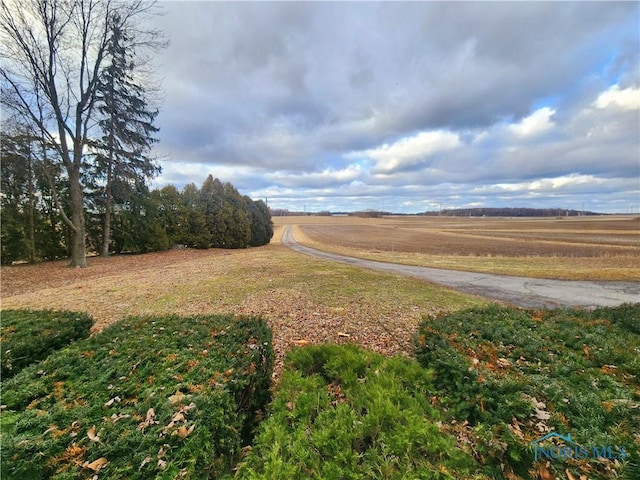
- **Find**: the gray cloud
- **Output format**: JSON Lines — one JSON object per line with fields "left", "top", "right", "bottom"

{"left": 148, "top": 1, "right": 639, "bottom": 213}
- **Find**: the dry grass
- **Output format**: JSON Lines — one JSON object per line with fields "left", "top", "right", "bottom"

{"left": 0, "top": 226, "right": 485, "bottom": 376}
{"left": 283, "top": 215, "right": 640, "bottom": 280}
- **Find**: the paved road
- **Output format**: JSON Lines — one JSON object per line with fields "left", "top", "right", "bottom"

{"left": 282, "top": 226, "right": 639, "bottom": 309}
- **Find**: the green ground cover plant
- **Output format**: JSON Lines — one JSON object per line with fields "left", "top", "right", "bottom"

{"left": 236, "top": 344, "right": 492, "bottom": 479}
{"left": 1, "top": 310, "right": 93, "bottom": 380}
{"left": 415, "top": 304, "right": 640, "bottom": 480}
{"left": 1, "top": 314, "right": 273, "bottom": 479}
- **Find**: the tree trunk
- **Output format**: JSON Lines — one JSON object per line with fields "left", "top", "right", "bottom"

{"left": 68, "top": 167, "right": 87, "bottom": 268}
{"left": 26, "top": 134, "right": 36, "bottom": 263}
{"left": 102, "top": 65, "right": 116, "bottom": 257}
{"left": 101, "top": 161, "right": 112, "bottom": 256}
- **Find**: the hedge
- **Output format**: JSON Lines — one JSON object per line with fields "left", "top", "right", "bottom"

{"left": 236, "top": 344, "right": 491, "bottom": 479}
{"left": 1, "top": 309, "right": 93, "bottom": 380}
{"left": 414, "top": 304, "right": 640, "bottom": 480}
{"left": 1, "top": 314, "right": 273, "bottom": 479}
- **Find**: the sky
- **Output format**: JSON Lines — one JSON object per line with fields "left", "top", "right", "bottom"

{"left": 146, "top": 1, "right": 639, "bottom": 214}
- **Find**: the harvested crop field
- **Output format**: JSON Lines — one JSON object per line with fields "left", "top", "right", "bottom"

{"left": 291, "top": 215, "right": 640, "bottom": 280}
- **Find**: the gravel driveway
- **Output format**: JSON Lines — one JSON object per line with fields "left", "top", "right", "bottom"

{"left": 283, "top": 226, "right": 639, "bottom": 308}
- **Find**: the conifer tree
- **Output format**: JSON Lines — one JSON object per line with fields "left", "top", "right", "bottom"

{"left": 93, "top": 12, "right": 161, "bottom": 256}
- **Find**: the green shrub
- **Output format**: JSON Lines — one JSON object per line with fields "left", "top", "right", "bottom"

{"left": 1, "top": 309, "right": 93, "bottom": 380}
{"left": 593, "top": 302, "right": 640, "bottom": 334}
{"left": 0, "top": 314, "right": 273, "bottom": 479}
{"left": 236, "top": 344, "right": 491, "bottom": 479}
{"left": 415, "top": 304, "right": 640, "bottom": 480}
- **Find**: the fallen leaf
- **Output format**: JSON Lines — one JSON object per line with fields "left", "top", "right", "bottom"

{"left": 110, "top": 413, "right": 130, "bottom": 423}
{"left": 534, "top": 408, "right": 551, "bottom": 421}
{"left": 157, "top": 444, "right": 167, "bottom": 458}
{"left": 140, "top": 455, "right": 152, "bottom": 468}
{"left": 565, "top": 469, "right": 577, "bottom": 480}
{"left": 337, "top": 332, "right": 350, "bottom": 337}
{"left": 175, "top": 424, "right": 195, "bottom": 438}
{"left": 104, "top": 396, "right": 121, "bottom": 407}
{"left": 83, "top": 457, "right": 108, "bottom": 471}
{"left": 172, "top": 412, "right": 185, "bottom": 423}
{"left": 293, "top": 339, "right": 310, "bottom": 346}
{"left": 137, "top": 407, "right": 157, "bottom": 430}
{"left": 87, "top": 425, "right": 100, "bottom": 443}
{"left": 507, "top": 419, "right": 524, "bottom": 439}
{"left": 538, "top": 463, "right": 555, "bottom": 480}
{"left": 168, "top": 391, "right": 185, "bottom": 405}
{"left": 497, "top": 357, "right": 511, "bottom": 368}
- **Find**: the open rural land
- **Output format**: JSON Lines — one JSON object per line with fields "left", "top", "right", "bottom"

{"left": 3, "top": 215, "right": 638, "bottom": 373}
{"left": 289, "top": 214, "right": 640, "bottom": 281}
{"left": 2, "top": 2, "right": 638, "bottom": 478}
{"left": 3, "top": 216, "right": 639, "bottom": 479}
{"left": 1, "top": 222, "right": 487, "bottom": 376}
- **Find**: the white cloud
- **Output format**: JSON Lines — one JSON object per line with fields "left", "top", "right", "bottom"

{"left": 474, "top": 174, "right": 610, "bottom": 195}
{"left": 594, "top": 85, "right": 639, "bottom": 110}
{"left": 266, "top": 164, "right": 364, "bottom": 188}
{"left": 359, "top": 130, "right": 461, "bottom": 173}
{"left": 509, "top": 107, "right": 556, "bottom": 137}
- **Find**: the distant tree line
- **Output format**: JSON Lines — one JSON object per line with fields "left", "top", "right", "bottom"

{"left": 423, "top": 208, "right": 600, "bottom": 217}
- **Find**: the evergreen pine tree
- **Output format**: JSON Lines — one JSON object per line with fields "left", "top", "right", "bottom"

{"left": 93, "top": 13, "right": 161, "bottom": 256}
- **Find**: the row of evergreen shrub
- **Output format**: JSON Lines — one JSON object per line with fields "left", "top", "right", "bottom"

{"left": 2, "top": 304, "right": 637, "bottom": 478}
{"left": 1, "top": 313, "right": 273, "bottom": 479}
{"left": 239, "top": 303, "right": 639, "bottom": 479}
{"left": 413, "top": 303, "right": 640, "bottom": 480}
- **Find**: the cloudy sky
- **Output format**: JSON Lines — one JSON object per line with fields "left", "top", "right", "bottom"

{"left": 147, "top": 1, "right": 639, "bottom": 213}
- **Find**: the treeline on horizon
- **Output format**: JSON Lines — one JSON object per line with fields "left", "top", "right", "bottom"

{"left": 270, "top": 207, "right": 603, "bottom": 217}
{"left": 424, "top": 207, "right": 601, "bottom": 217}
{"left": 1, "top": 165, "right": 273, "bottom": 265}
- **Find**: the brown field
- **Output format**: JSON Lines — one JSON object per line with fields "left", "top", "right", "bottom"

{"left": 279, "top": 215, "right": 640, "bottom": 280}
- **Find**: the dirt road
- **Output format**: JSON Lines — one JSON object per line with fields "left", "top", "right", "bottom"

{"left": 282, "top": 226, "right": 639, "bottom": 308}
